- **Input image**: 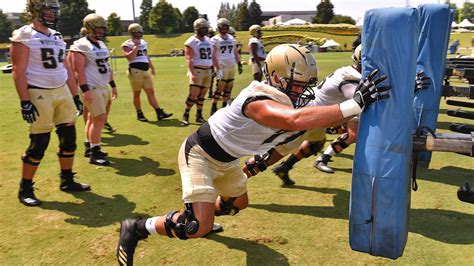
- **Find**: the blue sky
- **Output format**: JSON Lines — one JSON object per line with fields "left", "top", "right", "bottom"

{"left": 0, "top": 0, "right": 468, "bottom": 26}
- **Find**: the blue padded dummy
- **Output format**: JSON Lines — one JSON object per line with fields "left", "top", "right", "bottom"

{"left": 413, "top": 4, "right": 453, "bottom": 167}
{"left": 349, "top": 8, "right": 419, "bottom": 259}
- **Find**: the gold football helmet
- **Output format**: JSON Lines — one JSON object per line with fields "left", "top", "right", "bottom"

{"left": 128, "top": 23, "right": 144, "bottom": 35}
{"left": 83, "top": 14, "right": 107, "bottom": 40}
{"left": 193, "top": 18, "right": 209, "bottom": 31}
{"left": 264, "top": 44, "right": 318, "bottom": 108}
{"left": 28, "top": 0, "right": 60, "bottom": 28}
{"left": 352, "top": 44, "right": 362, "bottom": 71}
{"left": 217, "top": 18, "right": 230, "bottom": 33}
{"left": 249, "top": 25, "right": 262, "bottom": 38}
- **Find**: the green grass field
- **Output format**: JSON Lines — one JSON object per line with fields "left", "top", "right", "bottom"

{"left": 0, "top": 53, "right": 473, "bottom": 264}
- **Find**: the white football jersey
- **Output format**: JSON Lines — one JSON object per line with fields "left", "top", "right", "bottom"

{"left": 121, "top": 39, "right": 150, "bottom": 64}
{"left": 184, "top": 35, "right": 213, "bottom": 67}
{"left": 248, "top": 37, "right": 266, "bottom": 60}
{"left": 309, "top": 66, "right": 361, "bottom": 107}
{"left": 211, "top": 34, "right": 236, "bottom": 65}
{"left": 69, "top": 37, "right": 111, "bottom": 87}
{"left": 208, "top": 81, "right": 301, "bottom": 158}
{"left": 10, "top": 25, "right": 68, "bottom": 88}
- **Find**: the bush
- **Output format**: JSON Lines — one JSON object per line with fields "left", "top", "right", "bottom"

{"left": 263, "top": 24, "right": 360, "bottom": 36}
{"left": 261, "top": 34, "right": 326, "bottom": 47}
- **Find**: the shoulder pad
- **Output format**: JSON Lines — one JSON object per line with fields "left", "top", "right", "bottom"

{"left": 10, "top": 26, "right": 33, "bottom": 45}
{"left": 121, "top": 39, "right": 132, "bottom": 47}
{"left": 338, "top": 66, "right": 362, "bottom": 81}
{"left": 69, "top": 38, "right": 90, "bottom": 53}
{"left": 247, "top": 82, "right": 293, "bottom": 107}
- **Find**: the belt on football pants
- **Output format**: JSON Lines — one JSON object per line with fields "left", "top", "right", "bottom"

{"left": 188, "top": 122, "right": 238, "bottom": 163}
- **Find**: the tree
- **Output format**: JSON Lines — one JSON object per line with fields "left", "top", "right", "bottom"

{"left": 0, "top": 10, "right": 14, "bottom": 42}
{"left": 57, "top": 0, "right": 95, "bottom": 37}
{"left": 139, "top": 0, "right": 153, "bottom": 33}
{"left": 235, "top": 0, "right": 251, "bottom": 31}
{"left": 313, "top": 0, "right": 334, "bottom": 24}
{"left": 445, "top": 0, "right": 459, "bottom": 22}
{"left": 462, "top": 1, "right": 473, "bottom": 21}
{"left": 148, "top": 0, "right": 180, "bottom": 34}
{"left": 107, "top": 12, "right": 122, "bottom": 36}
{"left": 248, "top": 0, "right": 263, "bottom": 26}
{"left": 174, "top": 7, "right": 183, "bottom": 33}
{"left": 330, "top": 15, "right": 355, "bottom": 25}
{"left": 182, "top": 6, "right": 199, "bottom": 32}
{"left": 228, "top": 4, "right": 238, "bottom": 27}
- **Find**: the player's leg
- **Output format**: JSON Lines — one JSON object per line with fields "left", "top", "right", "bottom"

{"left": 142, "top": 70, "right": 172, "bottom": 121}
{"left": 195, "top": 68, "right": 212, "bottom": 123}
{"left": 222, "top": 80, "right": 234, "bottom": 108}
{"left": 315, "top": 119, "right": 358, "bottom": 173}
{"left": 104, "top": 99, "right": 116, "bottom": 133}
{"left": 210, "top": 79, "right": 226, "bottom": 116}
{"left": 86, "top": 87, "right": 110, "bottom": 165}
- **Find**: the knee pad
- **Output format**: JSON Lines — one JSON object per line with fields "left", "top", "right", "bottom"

{"left": 185, "top": 97, "right": 197, "bottom": 106}
{"left": 196, "top": 97, "right": 205, "bottom": 107}
{"left": 22, "top": 133, "right": 51, "bottom": 165}
{"left": 213, "top": 91, "right": 222, "bottom": 99}
{"left": 243, "top": 153, "right": 268, "bottom": 177}
{"left": 222, "top": 89, "right": 232, "bottom": 98}
{"left": 164, "top": 203, "right": 199, "bottom": 240}
{"left": 215, "top": 197, "right": 240, "bottom": 216}
{"left": 330, "top": 133, "right": 349, "bottom": 153}
{"left": 56, "top": 124, "right": 77, "bottom": 158}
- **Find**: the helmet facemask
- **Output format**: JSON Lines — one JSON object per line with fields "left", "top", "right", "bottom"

{"left": 30, "top": 1, "right": 60, "bottom": 29}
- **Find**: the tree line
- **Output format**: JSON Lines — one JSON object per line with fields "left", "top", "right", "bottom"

{"left": 0, "top": 0, "right": 473, "bottom": 42}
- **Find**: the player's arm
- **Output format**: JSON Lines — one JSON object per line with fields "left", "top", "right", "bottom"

{"left": 234, "top": 43, "right": 242, "bottom": 74}
{"left": 122, "top": 44, "right": 139, "bottom": 60}
{"left": 64, "top": 54, "right": 78, "bottom": 96}
{"left": 10, "top": 42, "right": 29, "bottom": 101}
{"left": 250, "top": 42, "right": 259, "bottom": 64}
{"left": 185, "top": 45, "right": 196, "bottom": 80}
{"left": 70, "top": 51, "right": 92, "bottom": 103}
{"left": 109, "top": 67, "right": 118, "bottom": 99}
{"left": 147, "top": 55, "right": 156, "bottom": 76}
{"left": 211, "top": 45, "right": 219, "bottom": 72}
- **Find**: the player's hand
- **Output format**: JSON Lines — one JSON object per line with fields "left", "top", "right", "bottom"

{"left": 21, "top": 100, "right": 39, "bottom": 123}
{"left": 82, "top": 90, "right": 93, "bottom": 104}
{"left": 73, "top": 95, "right": 83, "bottom": 116}
{"left": 112, "top": 87, "right": 118, "bottom": 100}
{"left": 353, "top": 69, "right": 391, "bottom": 111}
{"left": 133, "top": 39, "right": 140, "bottom": 46}
{"left": 191, "top": 73, "right": 197, "bottom": 83}
{"left": 151, "top": 69, "right": 156, "bottom": 78}
{"left": 414, "top": 70, "right": 431, "bottom": 93}
{"left": 216, "top": 69, "right": 223, "bottom": 80}
{"left": 238, "top": 62, "right": 243, "bottom": 75}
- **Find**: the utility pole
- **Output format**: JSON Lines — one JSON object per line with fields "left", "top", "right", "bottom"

{"left": 132, "top": 0, "right": 136, "bottom": 22}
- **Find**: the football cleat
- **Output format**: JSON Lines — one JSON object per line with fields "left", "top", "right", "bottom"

{"left": 137, "top": 111, "right": 148, "bottom": 122}
{"left": 210, "top": 105, "right": 218, "bottom": 116}
{"left": 195, "top": 115, "right": 206, "bottom": 124}
{"left": 18, "top": 182, "right": 42, "bottom": 206}
{"left": 117, "top": 218, "right": 148, "bottom": 266}
{"left": 59, "top": 172, "right": 91, "bottom": 192}
{"left": 272, "top": 162, "right": 295, "bottom": 186}
{"left": 181, "top": 113, "right": 190, "bottom": 126}
{"left": 104, "top": 122, "right": 116, "bottom": 133}
{"left": 314, "top": 154, "right": 334, "bottom": 174}
{"left": 156, "top": 108, "right": 173, "bottom": 121}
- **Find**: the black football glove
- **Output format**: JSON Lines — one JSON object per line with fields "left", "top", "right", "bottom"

{"left": 21, "top": 100, "right": 39, "bottom": 123}
{"left": 414, "top": 70, "right": 431, "bottom": 93}
{"left": 353, "top": 69, "right": 391, "bottom": 111}
{"left": 238, "top": 62, "right": 243, "bottom": 75}
{"left": 73, "top": 95, "right": 83, "bottom": 116}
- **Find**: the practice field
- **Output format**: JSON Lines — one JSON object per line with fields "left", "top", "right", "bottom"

{"left": 0, "top": 53, "right": 473, "bottom": 264}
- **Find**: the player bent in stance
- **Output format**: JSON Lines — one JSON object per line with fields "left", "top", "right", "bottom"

{"left": 248, "top": 25, "right": 266, "bottom": 82}
{"left": 122, "top": 23, "right": 172, "bottom": 122}
{"left": 117, "top": 44, "right": 390, "bottom": 265}
{"left": 11, "top": 0, "right": 90, "bottom": 207}
{"left": 69, "top": 14, "right": 117, "bottom": 166}
{"left": 181, "top": 18, "right": 214, "bottom": 126}
{"left": 210, "top": 18, "right": 242, "bottom": 116}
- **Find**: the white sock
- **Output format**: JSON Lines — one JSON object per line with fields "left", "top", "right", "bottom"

{"left": 90, "top": 143, "right": 100, "bottom": 148}
{"left": 145, "top": 217, "right": 159, "bottom": 235}
{"left": 324, "top": 146, "right": 336, "bottom": 157}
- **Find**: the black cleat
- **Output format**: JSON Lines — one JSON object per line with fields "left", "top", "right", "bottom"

{"left": 195, "top": 115, "right": 207, "bottom": 124}
{"left": 84, "top": 147, "right": 108, "bottom": 158}
{"left": 18, "top": 182, "right": 42, "bottom": 206}
{"left": 156, "top": 108, "right": 173, "bottom": 121}
{"left": 137, "top": 111, "right": 148, "bottom": 122}
{"left": 272, "top": 162, "right": 295, "bottom": 186}
{"left": 104, "top": 122, "right": 116, "bottom": 133}
{"left": 60, "top": 172, "right": 91, "bottom": 192}
{"left": 210, "top": 105, "right": 218, "bottom": 116}
{"left": 89, "top": 146, "right": 110, "bottom": 166}
{"left": 117, "top": 218, "right": 148, "bottom": 266}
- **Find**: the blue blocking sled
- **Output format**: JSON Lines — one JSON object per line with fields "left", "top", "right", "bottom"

{"left": 413, "top": 4, "right": 452, "bottom": 167}
{"left": 349, "top": 8, "right": 418, "bottom": 259}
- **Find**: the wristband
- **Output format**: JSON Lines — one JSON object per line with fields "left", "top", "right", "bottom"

{"left": 80, "top": 84, "right": 90, "bottom": 93}
{"left": 109, "top": 80, "right": 116, "bottom": 88}
{"left": 339, "top": 99, "right": 362, "bottom": 118}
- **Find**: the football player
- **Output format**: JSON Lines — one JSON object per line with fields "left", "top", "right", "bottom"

{"left": 209, "top": 18, "right": 242, "bottom": 116}
{"left": 122, "top": 23, "right": 172, "bottom": 122}
{"left": 116, "top": 44, "right": 390, "bottom": 265}
{"left": 10, "top": 0, "right": 91, "bottom": 207}
{"left": 181, "top": 18, "right": 215, "bottom": 126}
{"left": 248, "top": 24, "right": 266, "bottom": 81}
{"left": 69, "top": 14, "right": 117, "bottom": 166}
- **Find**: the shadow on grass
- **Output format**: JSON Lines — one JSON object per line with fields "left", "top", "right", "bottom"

{"left": 207, "top": 234, "right": 289, "bottom": 265}
{"left": 144, "top": 118, "right": 187, "bottom": 127}
{"left": 416, "top": 165, "right": 474, "bottom": 187}
{"left": 39, "top": 191, "right": 149, "bottom": 227}
{"left": 107, "top": 156, "right": 176, "bottom": 177}
{"left": 250, "top": 185, "right": 474, "bottom": 244}
{"left": 101, "top": 132, "right": 150, "bottom": 147}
